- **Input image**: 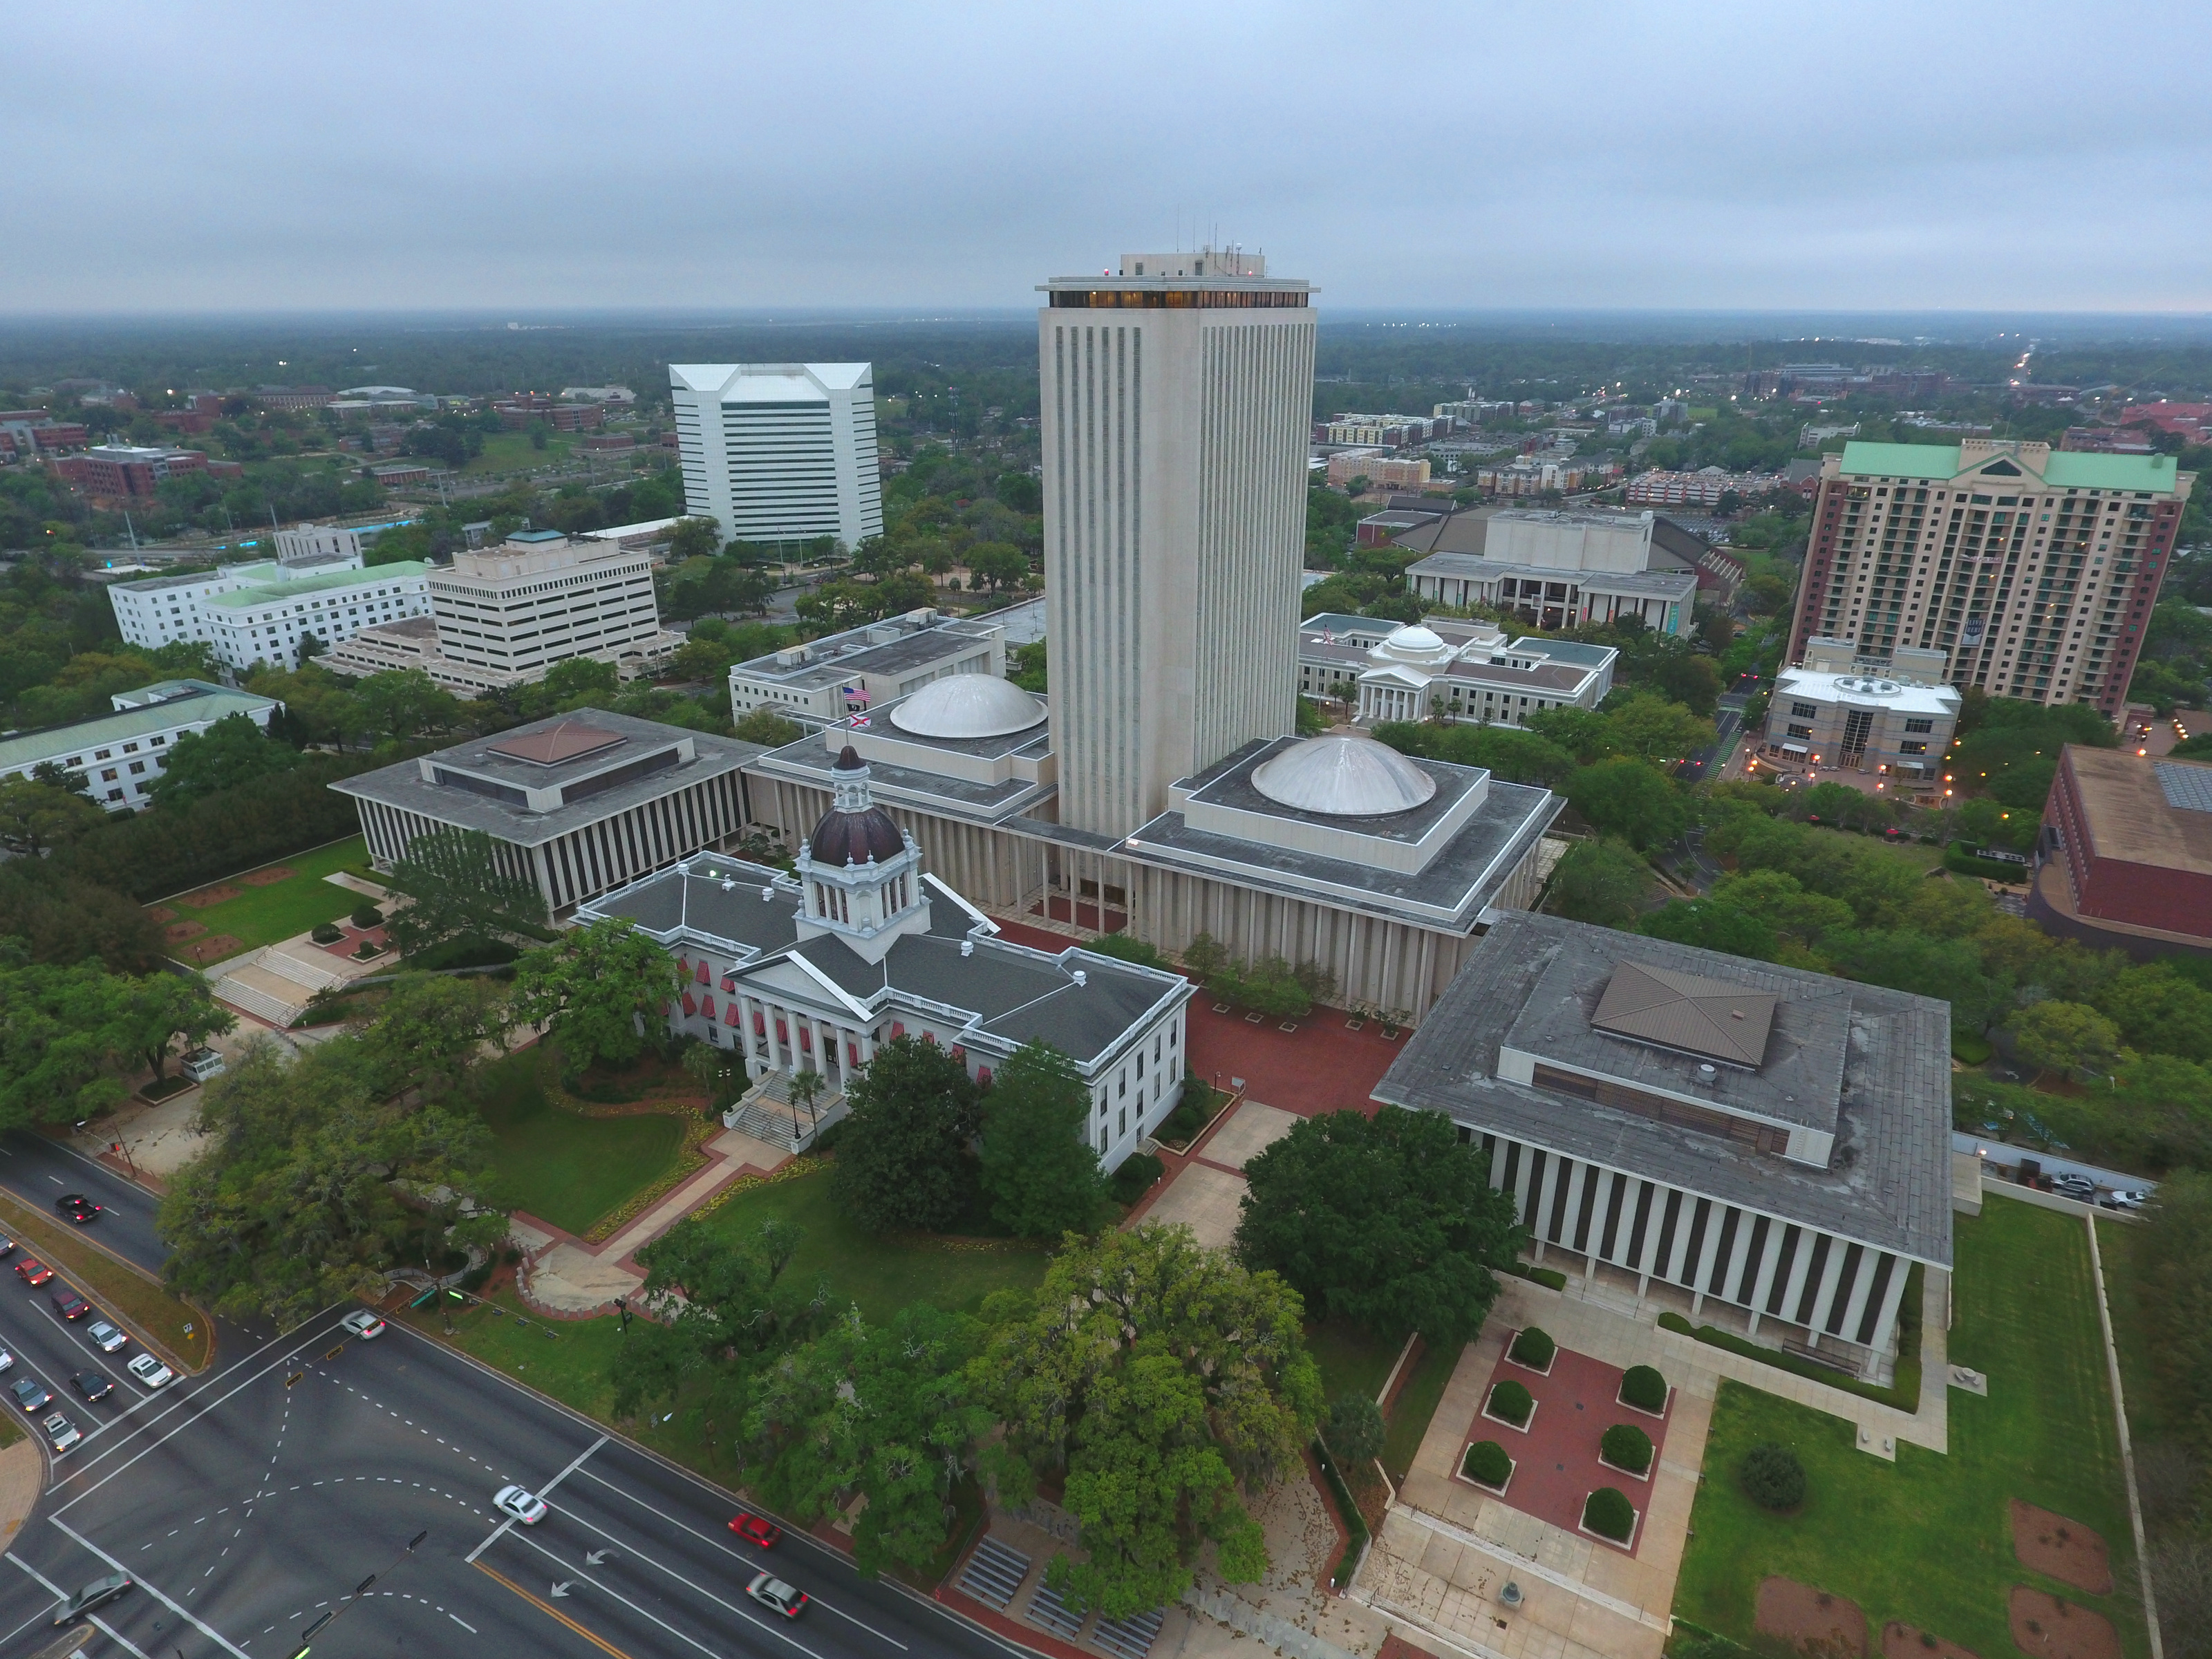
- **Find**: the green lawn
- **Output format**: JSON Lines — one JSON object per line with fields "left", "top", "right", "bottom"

{"left": 463, "top": 431, "right": 577, "bottom": 475}
{"left": 2094, "top": 1217, "right": 2169, "bottom": 1447}
{"left": 697, "top": 1168, "right": 1049, "bottom": 1322}
{"left": 1381, "top": 1338, "right": 1459, "bottom": 1484}
{"left": 151, "top": 835, "right": 369, "bottom": 955}
{"left": 474, "top": 1051, "right": 690, "bottom": 1235}
{"left": 1672, "top": 1197, "right": 2146, "bottom": 1658}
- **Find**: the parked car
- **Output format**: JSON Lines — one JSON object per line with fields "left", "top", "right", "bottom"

{"left": 2102, "top": 1189, "right": 2151, "bottom": 1212}
{"left": 746, "top": 1573, "right": 808, "bottom": 1618}
{"left": 2052, "top": 1173, "right": 2097, "bottom": 1201}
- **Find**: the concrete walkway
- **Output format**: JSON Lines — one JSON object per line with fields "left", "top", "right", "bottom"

{"left": 516, "top": 1125, "right": 791, "bottom": 1315}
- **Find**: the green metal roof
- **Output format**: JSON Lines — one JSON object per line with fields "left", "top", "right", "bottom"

{"left": 1837, "top": 441, "right": 2182, "bottom": 494}
{"left": 204, "top": 559, "right": 430, "bottom": 609}
{"left": 0, "top": 682, "right": 277, "bottom": 774}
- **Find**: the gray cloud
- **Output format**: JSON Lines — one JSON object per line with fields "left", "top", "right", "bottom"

{"left": 4, "top": 0, "right": 2208, "bottom": 312}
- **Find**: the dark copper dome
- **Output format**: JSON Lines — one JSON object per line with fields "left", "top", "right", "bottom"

{"left": 809, "top": 747, "right": 905, "bottom": 865}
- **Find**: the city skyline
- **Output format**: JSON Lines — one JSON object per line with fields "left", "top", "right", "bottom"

{"left": 4, "top": 1, "right": 2209, "bottom": 316}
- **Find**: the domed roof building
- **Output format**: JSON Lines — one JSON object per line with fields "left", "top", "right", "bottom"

{"left": 806, "top": 747, "right": 908, "bottom": 868}
{"left": 1369, "top": 624, "right": 1457, "bottom": 668}
{"left": 890, "top": 674, "right": 1046, "bottom": 740}
{"left": 1251, "top": 734, "right": 1438, "bottom": 817}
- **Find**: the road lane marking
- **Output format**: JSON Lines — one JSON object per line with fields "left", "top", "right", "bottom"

{"left": 575, "top": 1467, "right": 908, "bottom": 1647}
{"left": 506, "top": 1528, "right": 830, "bottom": 1659}
{"left": 465, "top": 1434, "right": 604, "bottom": 1564}
{"left": 50, "top": 1517, "right": 251, "bottom": 1658}
{"left": 473, "top": 1562, "right": 634, "bottom": 1659}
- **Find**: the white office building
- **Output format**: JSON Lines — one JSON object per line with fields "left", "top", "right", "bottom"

{"left": 0, "top": 679, "right": 279, "bottom": 808}
{"left": 107, "top": 550, "right": 431, "bottom": 673}
{"left": 271, "top": 523, "right": 364, "bottom": 564}
{"left": 728, "top": 609, "right": 1006, "bottom": 729}
{"left": 668, "top": 363, "right": 883, "bottom": 551}
{"left": 1040, "top": 247, "right": 1316, "bottom": 837}
{"left": 422, "top": 529, "right": 681, "bottom": 686}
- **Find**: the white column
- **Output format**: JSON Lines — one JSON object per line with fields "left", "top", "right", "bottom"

{"left": 1804, "top": 1237, "right": 1850, "bottom": 1341}
{"left": 1864, "top": 1255, "right": 1915, "bottom": 1360}
{"left": 1778, "top": 1228, "right": 1817, "bottom": 1331}
{"left": 1746, "top": 1223, "right": 1785, "bottom": 1336}
{"left": 1838, "top": 1248, "right": 1882, "bottom": 1348}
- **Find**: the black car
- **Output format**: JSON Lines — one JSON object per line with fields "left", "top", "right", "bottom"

{"left": 68, "top": 1371, "right": 112, "bottom": 1403}
{"left": 54, "top": 1196, "right": 101, "bottom": 1226}
{"left": 50, "top": 1286, "right": 90, "bottom": 1321}
{"left": 0, "top": 1234, "right": 16, "bottom": 1258}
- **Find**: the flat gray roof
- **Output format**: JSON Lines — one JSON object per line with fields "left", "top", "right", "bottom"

{"left": 731, "top": 615, "right": 1000, "bottom": 693}
{"left": 331, "top": 708, "right": 766, "bottom": 847}
{"left": 1374, "top": 911, "right": 1953, "bottom": 1264}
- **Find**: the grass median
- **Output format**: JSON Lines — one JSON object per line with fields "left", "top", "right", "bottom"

{"left": 0, "top": 1189, "right": 211, "bottom": 1372}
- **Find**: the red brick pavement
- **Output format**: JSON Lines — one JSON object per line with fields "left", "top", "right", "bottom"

{"left": 1459, "top": 1339, "right": 1674, "bottom": 1557}
{"left": 986, "top": 917, "right": 1400, "bottom": 1118}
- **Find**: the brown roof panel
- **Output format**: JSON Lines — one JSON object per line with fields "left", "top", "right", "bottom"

{"left": 2067, "top": 744, "right": 2212, "bottom": 879}
{"left": 488, "top": 719, "right": 626, "bottom": 767}
{"left": 1591, "top": 960, "right": 1777, "bottom": 1067}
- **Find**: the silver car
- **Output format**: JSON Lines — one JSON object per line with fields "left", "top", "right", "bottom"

{"left": 86, "top": 1322, "right": 127, "bottom": 1355}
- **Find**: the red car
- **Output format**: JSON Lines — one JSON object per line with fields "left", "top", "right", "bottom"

{"left": 14, "top": 1259, "right": 52, "bottom": 1287}
{"left": 729, "top": 1514, "right": 781, "bottom": 1548}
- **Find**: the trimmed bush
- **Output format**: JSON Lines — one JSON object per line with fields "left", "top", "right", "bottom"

{"left": 1486, "top": 1378, "right": 1533, "bottom": 1427}
{"left": 1657, "top": 1310, "right": 1696, "bottom": 1335}
{"left": 1461, "top": 1439, "right": 1513, "bottom": 1489}
{"left": 1109, "top": 1151, "right": 1165, "bottom": 1204}
{"left": 1509, "top": 1326, "right": 1556, "bottom": 1369}
{"left": 1740, "top": 1442, "right": 1806, "bottom": 1510}
{"left": 1600, "top": 1422, "right": 1653, "bottom": 1475}
{"left": 1620, "top": 1364, "right": 1667, "bottom": 1413}
{"left": 350, "top": 903, "right": 384, "bottom": 928}
{"left": 310, "top": 921, "right": 344, "bottom": 944}
{"left": 1583, "top": 1486, "right": 1636, "bottom": 1542}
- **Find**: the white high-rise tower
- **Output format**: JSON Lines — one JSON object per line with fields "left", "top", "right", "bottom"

{"left": 668, "top": 363, "right": 884, "bottom": 552}
{"left": 1038, "top": 247, "right": 1316, "bottom": 838}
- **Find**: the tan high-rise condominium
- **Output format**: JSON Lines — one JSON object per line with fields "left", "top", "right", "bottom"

{"left": 1038, "top": 247, "right": 1315, "bottom": 838}
{"left": 1788, "top": 440, "right": 2192, "bottom": 718}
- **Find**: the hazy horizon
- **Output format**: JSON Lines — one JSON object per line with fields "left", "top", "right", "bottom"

{"left": 6, "top": 1, "right": 2209, "bottom": 317}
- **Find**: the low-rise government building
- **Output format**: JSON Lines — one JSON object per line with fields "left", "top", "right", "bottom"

{"left": 1754, "top": 637, "right": 1961, "bottom": 800}
{"left": 107, "top": 545, "right": 430, "bottom": 673}
{"left": 332, "top": 711, "right": 763, "bottom": 915}
{"left": 1376, "top": 911, "right": 1952, "bottom": 1380}
{"left": 728, "top": 608, "right": 1006, "bottom": 729}
{"left": 2034, "top": 744, "right": 2212, "bottom": 957}
{"left": 580, "top": 747, "right": 1192, "bottom": 1167}
{"left": 0, "top": 679, "right": 279, "bottom": 809}
{"left": 1297, "top": 614, "right": 1616, "bottom": 727}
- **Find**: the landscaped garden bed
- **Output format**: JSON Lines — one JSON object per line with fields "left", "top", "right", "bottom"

{"left": 474, "top": 1048, "right": 700, "bottom": 1237}
{"left": 1483, "top": 1378, "right": 1536, "bottom": 1432}
{"left": 1580, "top": 1485, "right": 1639, "bottom": 1550}
{"left": 1506, "top": 1324, "right": 1555, "bottom": 1374}
{"left": 146, "top": 835, "right": 371, "bottom": 957}
{"left": 1618, "top": 1362, "right": 1669, "bottom": 1418}
{"left": 1459, "top": 1438, "right": 1515, "bottom": 1494}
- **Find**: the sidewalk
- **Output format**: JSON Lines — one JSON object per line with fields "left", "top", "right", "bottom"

{"left": 516, "top": 1125, "right": 791, "bottom": 1315}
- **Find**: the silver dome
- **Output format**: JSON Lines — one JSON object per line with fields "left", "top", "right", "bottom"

{"left": 1250, "top": 735, "right": 1439, "bottom": 818}
{"left": 888, "top": 673, "right": 1047, "bottom": 740}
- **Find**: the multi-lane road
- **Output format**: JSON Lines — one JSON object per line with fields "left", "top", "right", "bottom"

{"left": 0, "top": 1135, "right": 1030, "bottom": 1659}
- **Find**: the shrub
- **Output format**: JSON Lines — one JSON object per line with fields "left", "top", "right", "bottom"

{"left": 1510, "top": 1326, "right": 1556, "bottom": 1369}
{"left": 1600, "top": 1423, "right": 1653, "bottom": 1475}
{"left": 1461, "top": 1439, "right": 1513, "bottom": 1489}
{"left": 1159, "top": 1101, "right": 1203, "bottom": 1143}
{"left": 350, "top": 903, "right": 384, "bottom": 929}
{"left": 1082, "top": 932, "right": 1168, "bottom": 971}
{"left": 1620, "top": 1364, "right": 1667, "bottom": 1413}
{"left": 1109, "top": 1151, "right": 1165, "bottom": 1205}
{"left": 1740, "top": 1441, "right": 1806, "bottom": 1510}
{"left": 1657, "top": 1310, "right": 1696, "bottom": 1335}
{"left": 310, "top": 921, "right": 344, "bottom": 944}
{"left": 1583, "top": 1486, "right": 1636, "bottom": 1542}
{"left": 1486, "top": 1378, "right": 1533, "bottom": 1427}
{"left": 1324, "top": 1393, "right": 1386, "bottom": 1466}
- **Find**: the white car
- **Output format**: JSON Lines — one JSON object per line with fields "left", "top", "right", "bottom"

{"left": 124, "top": 1353, "right": 173, "bottom": 1389}
{"left": 0, "top": 1349, "right": 12, "bottom": 1374}
{"left": 341, "top": 1311, "right": 386, "bottom": 1340}
{"left": 86, "top": 1322, "right": 127, "bottom": 1355}
{"left": 494, "top": 1485, "right": 548, "bottom": 1526}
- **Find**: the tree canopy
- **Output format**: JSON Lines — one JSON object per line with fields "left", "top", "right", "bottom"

{"left": 143, "top": 713, "right": 299, "bottom": 809}
{"left": 382, "top": 827, "right": 546, "bottom": 959}
{"left": 509, "top": 917, "right": 682, "bottom": 1075}
{"left": 832, "top": 1035, "right": 984, "bottom": 1232}
{"left": 976, "top": 1043, "right": 1107, "bottom": 1238}
{"left": 1235, "top": 1107, "right": 1521, "bottom": 1345}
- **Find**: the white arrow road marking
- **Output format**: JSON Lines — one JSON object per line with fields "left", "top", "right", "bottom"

{"left": 551, "top": 1580, "right": 574, "bottom": 1597}
{"left": 585, "top": 1549, "right": 612, "bottom": 1565}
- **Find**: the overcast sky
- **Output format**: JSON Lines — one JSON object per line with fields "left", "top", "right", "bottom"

{"left": 6, "top": 1, "right": 2207, "bottom": 316}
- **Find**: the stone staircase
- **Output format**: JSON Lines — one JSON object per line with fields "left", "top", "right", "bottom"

{"left": 723, "top": 1070, "right": 849, "bottom": 1152}
{"left": 213, "top": 944, "right": 350, "bottom": 1027}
